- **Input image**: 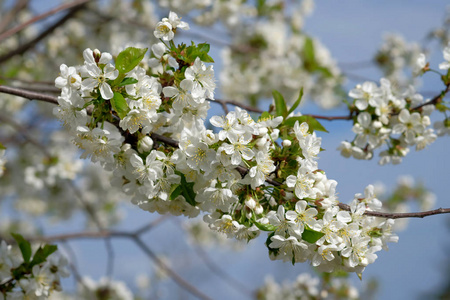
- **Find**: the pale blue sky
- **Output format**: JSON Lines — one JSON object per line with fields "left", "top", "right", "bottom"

{"left": 35, "top": 1, "right": 450, "bottom": 299}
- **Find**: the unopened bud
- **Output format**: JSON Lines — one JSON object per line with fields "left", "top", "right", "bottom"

{"left": 282, "top": 139, "right": 292, "bottom": 147}
{"left": 245, "top": 197, "right": 256, "bottom": 209}
{"left": 138, "top": 136, "right": 154, "bottom": 153}
{"left": 255, "top": 203, "right": 263, "bottom": 215}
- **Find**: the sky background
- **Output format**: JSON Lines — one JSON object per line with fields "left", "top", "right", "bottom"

{"left": 31, "top": 1, "right": 450, "bottom": 299}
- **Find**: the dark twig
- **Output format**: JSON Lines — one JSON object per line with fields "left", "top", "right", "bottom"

{"left": 0, "top": 0, "right": 91, "bottom": 42}
{"left": 0, "top": 85, "right": 58, "bottom": 104}
{"left": 0, "top": 0, "right": 29, "bottom": 34}
{"left": 0, "top": 5, "right": 86, "bottom": 64}
{"left": 2, "top": 87, "right": 450, "bottom": 220}
{"left": 338, "top": 203, "right": 450, "bottom": 219}
{"left": 0, "top": 113, "right": 52, "bottom": 158}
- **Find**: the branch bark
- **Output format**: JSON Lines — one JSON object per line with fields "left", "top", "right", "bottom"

{"left": 0, "top": 0, "right": 91, "bottom": 42}
{"left": 1, "top": 86, "right": 449, "bottom": 220}
{"left": 0, "top": 4, "right": 86, "bottom": 65}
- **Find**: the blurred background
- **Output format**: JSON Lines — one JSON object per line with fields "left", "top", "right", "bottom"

{"left": 0, "top": 0, "right": 450, "bottom": 299}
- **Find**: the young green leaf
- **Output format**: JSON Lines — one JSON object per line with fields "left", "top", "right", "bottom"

{"left": 252, "top": 220, "right": 277, "bottom": 232}
{"left": 287, "top": 87, "right": 304, "bottom": 116}
{"left": 301, "top": 228, "right": 324, "bottom": 243}
{"left": 176, "top": 172, "right": 197, "bottom": 206}
{"left": 272, "top": 90, "right": 288, "bottom": 118}
{"left": 111, "top": 92, "right": 130, "bottom": 119}
{"left": 115, "top": 47, "right": 148, "bottom": 74}
{"left": 116, "top": 77, "right": 139, "bottom": 87}
{"left": 11, "top": 233, "right": 32, "bottom": 263}
{"left": 30, "top": 244, "right": 58, "bottom": 268}
{"left": 283, "top": 115, "right": 328, "bottom": 133}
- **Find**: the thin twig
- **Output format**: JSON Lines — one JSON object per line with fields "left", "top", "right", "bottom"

{"left": 0, "top": 0, "right": 91, "bottom": 42}
{"left": 2, "top": 87, "right": 450, "bottom": 220}
{"left": 22, "top": 225, "right": 211, "bottom": 300}
{"left": 0, "top": 5, "right": 86, "bottom": 64}
{"left": 133, "top": 237, "right": 213, "bottom": 300}
{"left": 337, "top": 203, "right": 450, "bottom": 219}
{"left": 0, "top": 85, "right": 58, "bottom": 104}
{"left": 0, "top": 0, "right": 29, "bottom": 33}
{"left": 0, "top": 113, "right": 52, "bottom": 158}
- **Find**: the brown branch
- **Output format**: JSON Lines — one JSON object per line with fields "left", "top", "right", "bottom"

{"left": 0, "top": 0, "right": 30, "bottom": 34}
{"left": 411, "top": 83, "right": 450, "bottom": 111}
{"left": 15, "top": 216, "right": 211, "bottom": 300}
{"left": 0, "top": 4, "right": 86, "bottom": 65}
{"left": 0, "top": 0, "right": 91, "bottom": 42}
{"left": 337, "top": 203, "right": 450, "bottom": 219}
{"left": 0, "top": 85, "right": 58, "bottom": 104}
{"left": 2, "top": 88, "right": 450, "bottom": 221}
{"left": 0, "top": 113, "right": 52, "bottom": 158}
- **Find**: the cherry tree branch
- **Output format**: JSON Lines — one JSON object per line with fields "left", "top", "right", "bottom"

{"left": 0, "top": 85, "right": 58, "bottom": 104}
{"left": 8, "top": 216, "right": 213, "bottom": 300}
{"left": 337, "top": 203, "right": 450, "bottom": 219}
{"left": 0, "top": 0, "right": 91, "bottom": 42}
{"left": 0, "top": 4, "right": 87, "bottom": 64}
{"left": 0, "top": 0, "right": 30, "bottom": 34}
{"left": 1, "top": 87, "right": 450, "bottom": 220}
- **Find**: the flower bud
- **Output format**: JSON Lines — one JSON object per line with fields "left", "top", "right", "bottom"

{"left": 255, "top": 203, "right": 263, "bottom": 215}
{"left": 245, "top": 197, "right": 256, "bottom": 209}
{"left": 138, "top": 136, "right": 154, "bottom": 153}
{"left": 282, "top": 139, "right": 292, "bottom": 147}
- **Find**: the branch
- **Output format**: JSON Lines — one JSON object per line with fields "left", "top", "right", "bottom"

{"left": 0, "top": 113, "right": 52, "bottom": 158}
{"left": 12, "top": 217, "right": 212, "bottom": 300}
{"left": 0, "top": 0, "right": 91, "bottom": 42}
{"left": 0, "top": 85, "right": 58, "bottom": 104}
{"left": 337, "top": 203, "right": 450, "bottom": 219}
{"left": 0, "top": 4, "right": 86, "bottom": 64}
{"left": 411, "top": 83, "right": 450, "bottom": 111}
{"left": 208, "top": 98, "right": 352, "bottom": 120}
{"left": 2, "top": 88, "right": 450, "bottom": 220}
{"left": 0, "top": 0, "right": 29, "bottom": 34}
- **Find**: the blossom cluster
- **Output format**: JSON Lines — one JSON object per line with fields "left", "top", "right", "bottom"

{"left": 219, "top": 1, "right": 343, "bottom": 109}
{"left": 53, "top": 12, "right": 397, "bottom": 275}
{"left": 340, "top": 43, "right": 450, "bottom": 164}
{"left": 374, "top": 33, "right": 424, "bottom": 87}
{"left": 256, "top": 273, "right": 359, "bottom": 300}
{"left": 339, "top": 77, "right": 438, "bottom": 165}
{"left": 0, "top": 240, "right": 69, "bottom": 299}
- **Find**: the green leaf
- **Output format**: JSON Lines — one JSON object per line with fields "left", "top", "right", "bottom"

{"left": 272, "top": 90, "right": 288, "bottom": 118}
{"left": 0, "top": 142, "right": 6, "bottom": 150}
{"left": 116, "top": 47, "right": 148, "bottom": 74}
{"left": 287, "top": 87, "right": 304, "bottom": 116}
{"left": 283, "top": 115, "right": 328, "bottom": 133}
{"left": 301, "top": 228, "right": 324, "bottom": 243}
{"left": 177, "top": 173, "right": 197, "bottom": 206}
{"left": 30, "top": 244, "right": 58, "bottom": 268}
{"left": 252, "top": 220, "right": 277, "bottom": 232}
{"left": 303, "top": 37, "right": 317, "bottom": 71}
{"left": 170, "top": 185, "right": 183, "bottom": 200}
{"left": 117, "top": 77, "right": 139, "bottom": 87}
{"left": 11, "top": 233, "right": 32, "bottom": 263}
{"left": 197, "top": 43, "right": 210, "bottom": 53}
{"left": 111, "top": 92, "right": 130, "bottom": 119}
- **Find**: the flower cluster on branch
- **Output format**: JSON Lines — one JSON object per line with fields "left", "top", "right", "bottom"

{"left": 53, "top": 12, "right": 399, "bottom": 276}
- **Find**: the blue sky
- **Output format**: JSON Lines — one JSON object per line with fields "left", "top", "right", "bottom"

{"left": 33, "top": 1, "right": 450, "bottom": 299}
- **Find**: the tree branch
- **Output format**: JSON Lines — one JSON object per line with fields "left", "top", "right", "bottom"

{"left": 0, "top": 0, "right": 91, "bottom": 42}
{"left": 0, "top": 0, "right": 30, "bottom": 34}
{"left": 337, "top": 203, "right": 450, "bottom": 219}
{"left": 2, "top": 87, "right": 450, "bottom": 220}
{"left": 0, "top": 85, "right": 58, "bottom": 104}
{"left": 0, "top": 4, "right": 86, "bottom": 65}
